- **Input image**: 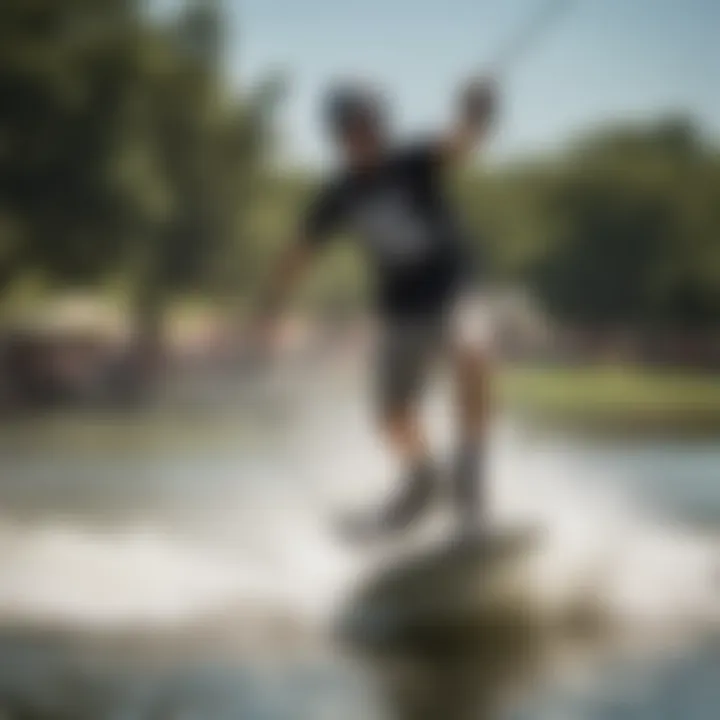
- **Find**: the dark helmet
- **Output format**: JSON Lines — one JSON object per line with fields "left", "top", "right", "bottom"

{"left": 323, "top": 81, "right": 387, "bottom": 138}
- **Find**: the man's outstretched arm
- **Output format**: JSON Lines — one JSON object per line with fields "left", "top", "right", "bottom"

{"left": 256, "top": 242, "right": 313, "bottom": 322}
{"left": 248, "top": 242, "right": 315, "bottom": 360}
{"left": 439, "top": 78, "right": 498, "bottom": 165}
{"left": 253, "top": 179, "right": 343, "bottom": 346}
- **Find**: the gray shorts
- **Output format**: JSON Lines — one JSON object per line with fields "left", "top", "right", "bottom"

{"left": 376, "top": 315, "right": 449, "bottom": 415}
{"left": 375, "top": 291, "right": 494, "bottom": 414}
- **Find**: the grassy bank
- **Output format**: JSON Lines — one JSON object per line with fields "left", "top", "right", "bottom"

{"left": 500, "top": 366, "right": 720, "bottom": 436}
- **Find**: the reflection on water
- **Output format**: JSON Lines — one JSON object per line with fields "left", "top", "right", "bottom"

{"left": 368, "top": 639, "right": 720, "bottom": 720}
{"left": 0, "top": 619, "right": 717, "bottom": 719}
{"left": 0, "top": 377, "right": 717, "bottom": 718}
{"left": 0, "top": 625, "right": 377, "bottom": 719}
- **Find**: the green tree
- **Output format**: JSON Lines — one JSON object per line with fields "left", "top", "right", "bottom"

{"left": 0, "top": 0, "right": 139, "bottom": 290}
{"left": 458, "top": 118, "right": 720, "bottom": 330}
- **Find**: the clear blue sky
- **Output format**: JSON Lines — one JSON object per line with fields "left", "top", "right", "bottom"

{"left": 224, "top": 0, "right": 720, "bottom": 166}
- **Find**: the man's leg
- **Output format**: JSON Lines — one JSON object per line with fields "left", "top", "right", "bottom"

{"left": 451, "top": 341, "right": 494, "bottom": 534}
{"left": 372, "top": 319, "right": 442, "bottom": 532}
{"left": 340, "top": 321, "right": 439, "bottom": 540}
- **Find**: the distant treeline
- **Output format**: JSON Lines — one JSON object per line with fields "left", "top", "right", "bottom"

{"left": 1, "top": 0, "right": 719, "bottom": 343}
{"left": 461, "top": 120, "right": 720, "bottom": 331}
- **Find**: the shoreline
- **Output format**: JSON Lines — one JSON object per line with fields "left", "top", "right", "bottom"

{"left": 501, "top": 365, "right": 720, "bottom": 438}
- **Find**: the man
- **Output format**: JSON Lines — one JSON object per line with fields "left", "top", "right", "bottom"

{"left": 254, "top": 78, "right": 497, "bottom": 541}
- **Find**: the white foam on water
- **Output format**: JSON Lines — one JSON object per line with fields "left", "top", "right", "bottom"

{"left": 0, "top": 519, "right": 274, "bottom": 626}
{"left": 0, "top": 382, "right": 717, "bottom": 634}
{"left": 241, "top": 389, "right": 720, "bottom": 633}
{"left": 489, "top": 422, "right": 720, "bottom": 630}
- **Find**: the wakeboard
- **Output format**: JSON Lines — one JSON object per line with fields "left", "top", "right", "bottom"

{"left": 336, "top": 526, "right": 544, "bottom": 652}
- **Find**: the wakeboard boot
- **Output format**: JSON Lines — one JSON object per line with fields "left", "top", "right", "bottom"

{"left": 338, "top": 459, "right": 440, "bottom": 543}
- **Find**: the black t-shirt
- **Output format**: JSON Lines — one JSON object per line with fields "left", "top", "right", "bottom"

{"left": 301, "top": 141, "right": 471, "bottom": 319}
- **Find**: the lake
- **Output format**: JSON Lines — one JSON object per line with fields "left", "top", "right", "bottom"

{"left": 0, "top": 370, "right": 717, "bottom": 719}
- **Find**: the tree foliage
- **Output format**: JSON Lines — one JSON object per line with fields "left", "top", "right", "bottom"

{"left": 0, "top": 0, "right": 274, "bottom": 341}
{"left": 462, "top": 119, "right": 720, "bottom": 329}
